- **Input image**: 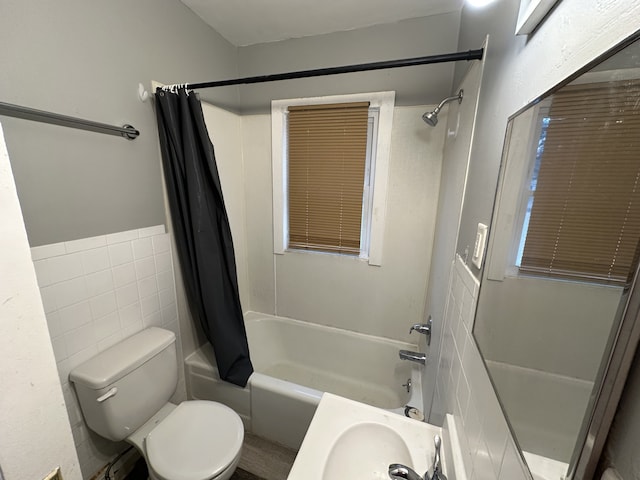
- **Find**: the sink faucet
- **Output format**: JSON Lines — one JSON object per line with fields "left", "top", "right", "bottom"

{"left": 427, "top": 435, "right": 447, "bottom": 480}
{"left": 388, "top": 435, "right": 447, "bottom": 480}
{"left": 388, "top": 464, "right": 424, "bottom": 480}
{"left": 399, "top": 350, "right": 426, "bottom": 365}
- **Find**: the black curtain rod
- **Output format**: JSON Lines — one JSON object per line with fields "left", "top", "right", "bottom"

{"left": 0, "top": 101, "right": 139, "bottom": 140}
{"left": 184, "top": 48, "right": 484, "bottom": 90}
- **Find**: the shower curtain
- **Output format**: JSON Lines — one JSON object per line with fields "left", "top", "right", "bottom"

{"left": 154, "top": 88, "right": 253, "bottom": 387}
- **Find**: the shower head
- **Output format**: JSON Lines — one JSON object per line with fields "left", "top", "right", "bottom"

{"left": 422, "top": 111, "right": 439, "bottom": 127}
{"left": 422, "top": 89, "right": 464, "bottom": 127}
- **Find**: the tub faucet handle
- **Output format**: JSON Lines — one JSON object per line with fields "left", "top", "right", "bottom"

{"left": 409, "top": 316, "right": 432, "bottom": 345}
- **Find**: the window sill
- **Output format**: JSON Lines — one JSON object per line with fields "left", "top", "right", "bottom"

{"left": 279, "top": 248, "right": 378, "bottom": 265}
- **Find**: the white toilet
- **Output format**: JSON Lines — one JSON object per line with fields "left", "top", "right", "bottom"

{"left": 70, "top": 327, "right": 244, "bottom": 480}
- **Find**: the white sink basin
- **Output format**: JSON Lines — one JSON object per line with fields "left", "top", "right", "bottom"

{"left": 288, "top": 393, "right": 457, "bottom": 480}
{"left": 322, "top": 422, "right": 413, "bottom": 480}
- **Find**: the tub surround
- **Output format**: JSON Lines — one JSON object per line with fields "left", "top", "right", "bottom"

{"left": 239, "top": 107, "right": 443, "bottom": 343}
{"left": 31, "top": 225, "right": 182, "bottom": 478}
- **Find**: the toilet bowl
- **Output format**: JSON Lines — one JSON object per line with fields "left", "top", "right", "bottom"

{"left": 129, "top": 401, "right": 243, "bottom": 480}
{"left": 69, "top": 328, "right": 244, "bottom": 480}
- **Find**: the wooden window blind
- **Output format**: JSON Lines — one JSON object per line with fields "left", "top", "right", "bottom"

{"left": 520, "top": 79, "right": 640, "bottom": 285}
{"left": 287, "top": 102, "right": 370, "bottom": 255}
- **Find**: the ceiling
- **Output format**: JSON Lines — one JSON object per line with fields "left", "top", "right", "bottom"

{"left": 180, "top": 0, "right": 464, "bottom": 46}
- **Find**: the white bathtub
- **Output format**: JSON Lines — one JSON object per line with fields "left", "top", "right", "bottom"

{"left": 185, "top": 312, "right": 423, "bottom": 449}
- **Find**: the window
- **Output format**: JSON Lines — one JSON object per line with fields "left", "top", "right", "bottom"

{"left": 515, "top": 112, "right": 549, "bottom": 266}
{"left": 516, "top": 79, "right": 640, "bottom": 285}
{"left": 287, "top": 102, "right": 371, "bottom": 255}
{"left": 272, "top": 92, "right": 395, "bottom": 266}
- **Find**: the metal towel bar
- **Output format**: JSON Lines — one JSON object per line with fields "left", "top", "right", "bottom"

{"left": 0, "top": 101, "right": 139, "bottom": 140}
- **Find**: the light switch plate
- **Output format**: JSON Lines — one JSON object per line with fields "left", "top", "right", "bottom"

{"left": 472, "top": 223, "right": 488, "bottom": 269}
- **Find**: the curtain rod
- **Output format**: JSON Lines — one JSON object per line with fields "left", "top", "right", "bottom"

{"left": 0, "top": 101, "right": 139, "bottom": 140}
{"left": 182, "top": 49, "right": 484, "bottom": 90}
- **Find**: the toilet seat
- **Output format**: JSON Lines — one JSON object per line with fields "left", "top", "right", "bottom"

{"left": 146, "top": 400, "right": 244, "bottom": 480}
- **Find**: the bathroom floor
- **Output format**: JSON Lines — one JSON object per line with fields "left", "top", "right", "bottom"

{"left": 231, "top": 469, "right": 264, "bottom": 480}
{"left": 237, "top": 433, "right": 298, "bottom": 480}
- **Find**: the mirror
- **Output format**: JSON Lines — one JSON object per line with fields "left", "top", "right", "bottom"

{"left": 473, "top": 34, "right": 640, "bottom": 479}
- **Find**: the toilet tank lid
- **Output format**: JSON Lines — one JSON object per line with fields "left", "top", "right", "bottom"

{"left": 69, "top": 328, "right": 176, "bottom": 389}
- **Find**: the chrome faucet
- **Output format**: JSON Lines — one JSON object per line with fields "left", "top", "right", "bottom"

{"left": 388, "top": 464, "right": 424, "bottom": 480}
{"left": 388, "top": 435, "right": 447, "bottom": 480}
{"left": 427, "top": 435, "right": 447, "bottom": 480}
{"left": 409, "top": 316, "right": 432, "bottom": 345}
{"left": 409, "top": 323, "right": 431, "bottom": 335}
{"left": 399, "top": 350, "right": 426, "bottom": 365}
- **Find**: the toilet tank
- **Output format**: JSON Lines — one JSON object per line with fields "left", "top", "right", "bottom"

{"left": 70, "top": 328, "right": 178, "bottom": 441}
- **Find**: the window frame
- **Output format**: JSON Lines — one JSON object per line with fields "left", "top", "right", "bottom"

{"left": 271, "top": 92, "right": 395, "bottom": 266}
{"left": 518, "top": 81, "right": 640, "bottom": 285}
{"left": 489, "top": 84, "right": 640, "bottom": 287}
{"left": 510, "top": 103, "right": 550, "bottom": 274}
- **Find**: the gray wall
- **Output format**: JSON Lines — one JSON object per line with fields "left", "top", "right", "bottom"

{"left": 0, "top": 0, "right": 239, "bottom": 246}
{"left": 1, "top": 6, "right": 463, "bottom": 246}
{"left": 454, "top": 0, "right": 640, "bottom": 277}
{"left": 236, "top": 14, "right": 461, "bottom": 114}
{"left": 454, "top": 0, "right": 524, "bottom": 276}
{"left": 452, "top": 0, "right": 640, "bottom": 477}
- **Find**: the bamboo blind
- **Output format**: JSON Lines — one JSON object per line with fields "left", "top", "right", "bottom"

{"left": 287, "top": 102, "right": 370, "bottom": 254}
{"left": 520, "top": 79, "right": 640, "bottom": 284}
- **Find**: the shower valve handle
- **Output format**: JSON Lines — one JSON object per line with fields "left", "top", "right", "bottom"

{"left": 409, "top": 316, "right": 433, "bottom": 345}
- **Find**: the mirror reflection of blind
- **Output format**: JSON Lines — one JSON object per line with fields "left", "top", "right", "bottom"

{"left": 287, "top": 102, "right": 369, "bottom": 255}
{"left": 520, "top": 79, "right": 640, "bottom": 285}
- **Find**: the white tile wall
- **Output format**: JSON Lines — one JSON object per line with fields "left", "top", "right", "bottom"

{"left": 32, "top": 225, "right": 185, "bottom": 479}
{"left": 433, "top": 255, "right": 530, "bottom": 480}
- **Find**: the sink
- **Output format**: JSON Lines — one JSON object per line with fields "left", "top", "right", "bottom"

{"left": 322, "top": 422, "right": 412, "bottom": 480}
{"left": 287, "top": 393, "right": 461, "bottom": 480}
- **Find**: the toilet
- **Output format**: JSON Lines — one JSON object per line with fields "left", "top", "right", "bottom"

{"left": 69, "top": 327, "right": 244, "bottom": 480}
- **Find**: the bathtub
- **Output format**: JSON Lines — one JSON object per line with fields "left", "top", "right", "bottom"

{"left": 185, "top": 312, "right": 423, "bottom": 449}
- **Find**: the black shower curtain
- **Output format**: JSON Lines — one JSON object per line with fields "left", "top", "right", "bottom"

{"left": 154, "top": 88, "right": 253, "bottom": 387}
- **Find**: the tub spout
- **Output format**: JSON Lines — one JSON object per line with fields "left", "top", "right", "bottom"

{"left": 399, "top": 350, "right": 426, "bottom": 365}
{"left": 389, "top": 464, "right": 424, "bottom": 480}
